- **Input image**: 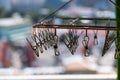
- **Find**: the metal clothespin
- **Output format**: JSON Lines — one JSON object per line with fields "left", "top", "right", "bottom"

{"left": 31, "top": 34, "right": 44, "bottom": 53}
{"left": 102, "top": 19, "right": 116, "bottom": 56}
{"left": 26, "top": 38, "right": 39, "bottom": 57}
{"left": 63, "top": 30, "right": 83, "bottom": 55}
{"left": 53, "top": 28, "right": 60, "bottom": 56}
{"left": 62, "top": 34, "right": 73, "bottom": 54}
{"left": 62, "top": 30, "right": 75, "bottom": 55}
{"left": 45, "top": 29, "right": 51, "bottom": 41}
{"left": 93, "top": 20, "right": 98, "bottom": 45}
{"left": 102, "top": 32, "right": 116, "bottom": 56}
{"left": 38, "top": 32, "right": 48, "bottom": 50}
{"left": 54, "top": 44, "right": 60, "bottom": 56}
{"left": 82, "top": 29, "right": 90, "bottom": 57}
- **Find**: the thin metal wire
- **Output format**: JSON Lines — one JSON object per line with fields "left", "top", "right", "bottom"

{"left": 109, "top": 0, "right": 120, "bottom": 10}
{"left": 39, "top": 0, "right": 73, "bottom": 23}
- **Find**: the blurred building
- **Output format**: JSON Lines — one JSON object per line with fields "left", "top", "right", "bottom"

{"left": 0, "top": 13, "right": 32, "bottom": 42}
{"left": 0, "top": 13, "right": 34, "bottom": 68}
{"left": 11, "top": 0, "right": 46, "bottom": 12}
{"left": 45, "top": 0, "right": 63, "bottom": 9}
{"left": 45, "top": 0, "right": 114, "bottom": 10}
{"left": 76, "top": 0, "right": 114, "bottom": 10}
{"left": 0, "top": 0, "right": 114, "bottom": 14}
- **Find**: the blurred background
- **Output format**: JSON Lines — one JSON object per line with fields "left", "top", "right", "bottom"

{"left": 0, "top": 0, "right": 117, "bottom": 79}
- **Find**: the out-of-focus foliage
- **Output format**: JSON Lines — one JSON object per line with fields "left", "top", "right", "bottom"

{"left": 0, "top": 7, "right": 12, "bottom": 18}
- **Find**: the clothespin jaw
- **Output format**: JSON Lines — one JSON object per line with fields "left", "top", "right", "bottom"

{"left": 115, "top": 49, "right": 120, "bottom": 59}
{"left": 26, "top": 38, "right": 39, "bottom": 57}
{"left": 54, "top": 44, "right": 60, "bottom": 56}
{"left": 102, "top": 31, "right": 116, "bottom": 56}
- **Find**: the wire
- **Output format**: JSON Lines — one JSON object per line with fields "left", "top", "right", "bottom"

{"left": 39, "top": 0, "right": 73, "bottom": 23}
{"left": 109, "top": 0, "right": 120, "bottom": 10}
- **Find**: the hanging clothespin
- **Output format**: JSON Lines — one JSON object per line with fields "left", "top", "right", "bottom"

{"left": 53, "top": 28, "right": 60, "bottom": 56}
{"left": 31, "top": 34, "right": 44, "bottom": 53}
{"left": 45, "top": 29, "right": 51, "bottom": 41}
{"left": 93, "top": 20, "right": 98, "bottom": 45}
{"left": 61, "top": 33, "right": 73, "bottom": 54}
{"left": 26, "top": 38, "right": 39, "bottom": 57}
{"left": 62, "top": 29, "right": 83, "bottom": 55}
{"left": 38, "top": 31, "right": 48, "bottom": 50}
{"left": 66, "top": 19, "right": 80, "bottom": 55}
{"left": 102, "top": 19, "right": 116, "bottom": 56}
{"left": 82, "top": 29, "right": 90, "bottom": 57}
